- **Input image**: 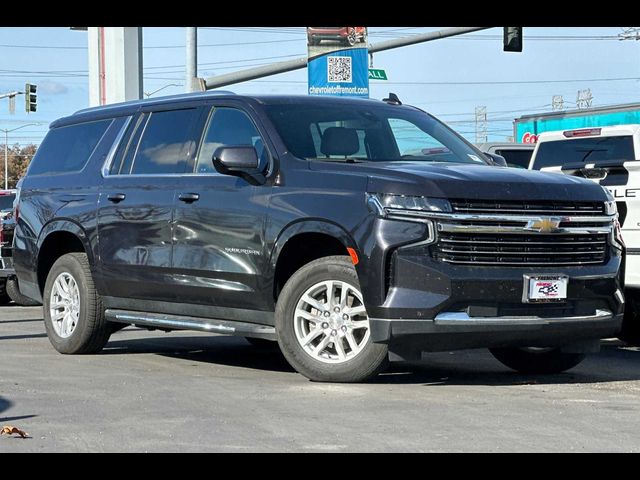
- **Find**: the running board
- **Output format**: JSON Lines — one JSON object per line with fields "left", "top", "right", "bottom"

{"left": 105, "top": 309, "right": 276, "bottom": 340}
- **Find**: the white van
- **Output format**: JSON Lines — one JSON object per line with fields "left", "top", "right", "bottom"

{"left": 529, "top": 125, "right": 640, "bottom": 341}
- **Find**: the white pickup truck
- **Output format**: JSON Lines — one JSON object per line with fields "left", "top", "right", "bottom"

{"left": 529, "top": 125, "right": 640, "bottom": 342}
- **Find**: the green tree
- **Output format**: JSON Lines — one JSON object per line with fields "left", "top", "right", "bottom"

{"left": 0, "top": 143, "right": 37, "bottom": 189}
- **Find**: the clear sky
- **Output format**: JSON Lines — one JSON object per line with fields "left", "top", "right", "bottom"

{"left": 0, "top": 26, "right": 638, "bottom": 146}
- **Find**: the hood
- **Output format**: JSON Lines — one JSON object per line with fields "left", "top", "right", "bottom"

{"left": 309, "top": 161, "right": 608, "bottom": 202}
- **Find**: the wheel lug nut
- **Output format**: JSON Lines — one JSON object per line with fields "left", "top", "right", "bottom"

{"left": 342, "top": 314, "right": 349, "bottom": 320}
{"left": 334, "top": 307, "right": 340, "bottom": 313}
{"left": 331, "top": 330, "right": 337, "bottom": 336}
{"left": 324, "top": 311, "right": 330, "bottom": 317}
{"left": 322, "top": 322, "right": 329, "bottom": 329}
{"left": 341, "top": 326, "right": 347, "bottom": 332}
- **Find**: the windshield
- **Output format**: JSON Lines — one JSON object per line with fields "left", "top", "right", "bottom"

{"left": 532, "top": 135, "right": 635, "bottom": 170}
{"left": 265, "top": 103, "right": 488, "bottom": 165}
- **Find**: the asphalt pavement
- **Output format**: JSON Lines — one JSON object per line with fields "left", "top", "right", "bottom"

{"left": 1, "top": 305, "right": 640, "bottom": 452}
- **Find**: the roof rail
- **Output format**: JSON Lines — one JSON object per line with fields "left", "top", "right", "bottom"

{"left": 74, "top": 90, "right": 237, "bottom": 115}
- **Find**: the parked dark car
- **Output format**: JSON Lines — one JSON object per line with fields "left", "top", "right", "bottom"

{"left": 13, "top": 93, "right": 625, "bottom": 382}
{"left": 0, "top": 209, "right": 40, "bottom": 306}
{"left": 0, "top": 190, "right": 16, "bottom": 219}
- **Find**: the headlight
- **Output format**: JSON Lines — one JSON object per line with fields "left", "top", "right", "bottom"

{"left": 367, "top": 193, "right": 452, "bottom": 216}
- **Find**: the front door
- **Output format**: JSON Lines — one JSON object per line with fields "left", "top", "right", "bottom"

{"left": 172, "top": 106, "right": 273, "bottom": 312}
{"left": 97, "top": 107, "right": 201, "bottom": 301}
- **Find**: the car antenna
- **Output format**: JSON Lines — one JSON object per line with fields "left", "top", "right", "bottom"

{"left": 383, "top": 93, "right": 402, "bottom": 105}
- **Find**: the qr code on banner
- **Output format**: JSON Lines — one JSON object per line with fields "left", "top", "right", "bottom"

{"left": 327, "top": 56, "right": 352, "bottom": 83}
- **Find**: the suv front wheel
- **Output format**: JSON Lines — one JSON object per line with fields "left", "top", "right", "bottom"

{"left": 43, "top": 252, "right": 112, "bottom": 354}
{"left": 276, "top": 256, "right": 388, "bottom": 382}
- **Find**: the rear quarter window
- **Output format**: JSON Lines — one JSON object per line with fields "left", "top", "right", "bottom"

{"left": 28, "top": 119, "right": 112, "bottom": 175}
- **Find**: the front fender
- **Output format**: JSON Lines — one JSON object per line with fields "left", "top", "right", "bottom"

{"left": 269, "top": 219, "right": 356, "bottom": 272}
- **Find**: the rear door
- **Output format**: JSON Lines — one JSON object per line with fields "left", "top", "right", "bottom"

{"left": 97, "top": 106, "right": 202, "bottom": 302}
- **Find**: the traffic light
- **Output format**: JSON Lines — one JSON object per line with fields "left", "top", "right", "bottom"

{"left": 25, "top": 83, "right": 37, "bottom": 113}
{"left": 504, "top": 27, "right": 523, "bottom": 52}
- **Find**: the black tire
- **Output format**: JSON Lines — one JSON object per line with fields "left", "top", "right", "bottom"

{"left": 6, "top": 277, "right": 41, "bottom": 306}
{"left": 43, "top": 252, "right": 111, "bottom": 354}
{"left": 0, "top": 279, "right": 10, "bottom": 305}
{"left": 275, "top": 255, "right": 388, "bottom": 383}
{"left": 619, "top": 293, "right": 640, "bottom": 346}
{"left": 245, "top": 337, "right": 277, "bottom": 348}
{"left": 490, "top": 347, "right": 586, "bottom": 374}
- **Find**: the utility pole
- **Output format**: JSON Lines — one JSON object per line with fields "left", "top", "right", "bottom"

{"left": 1, "top": 123, "right": 41, "bottom": 190}
{"left": 186, "top": 27, "right": 198, "bottom": 93}
{"left": 202, "top": 26, "right": 493, "bottom": 90}
{"left": 475, "top": 106, "right": 488, "bottom": 144}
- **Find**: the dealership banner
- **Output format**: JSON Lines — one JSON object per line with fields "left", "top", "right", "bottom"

{"left": 307, "top": 27, "right": 369, "bottom": 98}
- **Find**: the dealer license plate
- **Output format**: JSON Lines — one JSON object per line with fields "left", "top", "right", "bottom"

{"left": 523, "top": 275, "right": 568, "bottom": 303}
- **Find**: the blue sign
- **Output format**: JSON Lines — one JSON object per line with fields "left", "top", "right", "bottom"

{"left": 307, "top": 27, "right": 369, "bottom": 98}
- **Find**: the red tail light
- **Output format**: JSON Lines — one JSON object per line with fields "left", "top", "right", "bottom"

{"left": 563, "top": 128, "right": 601, "bottom": 138}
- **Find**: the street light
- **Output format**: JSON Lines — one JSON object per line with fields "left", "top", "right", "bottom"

{"left": 1, "top": 123, "right": 41, "bottom": 190}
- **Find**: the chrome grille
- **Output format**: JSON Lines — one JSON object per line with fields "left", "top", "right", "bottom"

{"left": 434, "top": 232, "right": 608, "bottom": 266}
{"left": 429, "top": 200, "right": 613, "bottom": 267}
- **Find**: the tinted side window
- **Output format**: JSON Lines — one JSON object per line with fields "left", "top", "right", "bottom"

{"left": 29, "top": 119, "right": 112, "bottom": 175}
{"left": 130, "top": 109, "right": 197, "bottom": 175}
{"left": 196, "top": 108, "right": 268, "bottom": 174}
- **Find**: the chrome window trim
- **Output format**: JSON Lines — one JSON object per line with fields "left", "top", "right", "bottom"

{"left": 101, "top": 116, "right": 134, "bottom": 178}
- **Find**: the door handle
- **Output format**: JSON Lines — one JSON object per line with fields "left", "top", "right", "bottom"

{"left": 178, "top": 193, "right": 200, "bottom": 203}
{"left": 107, "top": 193, "right": 126, "bottom": 203}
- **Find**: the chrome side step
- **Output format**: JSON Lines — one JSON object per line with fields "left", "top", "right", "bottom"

{"left": 105, "top": 309, "right": 276, "bottom": 340}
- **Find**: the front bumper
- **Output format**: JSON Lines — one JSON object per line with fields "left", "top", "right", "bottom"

{"left": 357, "top": 213, "right": 625, "bottom": 357}
{"left": 371, "top": 309, "right": 623, "bottom": 358}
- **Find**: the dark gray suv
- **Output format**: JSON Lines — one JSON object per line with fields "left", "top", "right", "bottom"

{"left": 13, "top": 93, "right": 626, "bottom": 382}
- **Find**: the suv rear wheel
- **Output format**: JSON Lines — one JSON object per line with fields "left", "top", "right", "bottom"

{"left": 490, "top": 347, "right": 585, "bottom": 374}
{"left": 276, "top": 256, "right": 388, "bottom": 382}
{"left": 43, "top": 252, "right": 112, "bottom": 354}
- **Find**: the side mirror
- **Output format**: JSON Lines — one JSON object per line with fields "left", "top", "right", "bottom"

{"left": 212, "top": 146, "right": 265, "bottom": 184}
{"left": 484, "top": 152, "right": 508, "bottom": 167}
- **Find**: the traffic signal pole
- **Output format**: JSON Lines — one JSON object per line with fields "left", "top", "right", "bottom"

{"left": 202, "top": 26, "right": 493, "bottom": 90}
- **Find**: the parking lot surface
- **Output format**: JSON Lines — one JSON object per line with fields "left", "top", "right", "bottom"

{"left": 1, "top": 305, "right": 640, "bottom": 452}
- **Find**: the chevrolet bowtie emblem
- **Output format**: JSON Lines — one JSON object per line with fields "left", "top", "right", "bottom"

{"left": 525, "top": 217, "right": 562, "bottom": 233}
